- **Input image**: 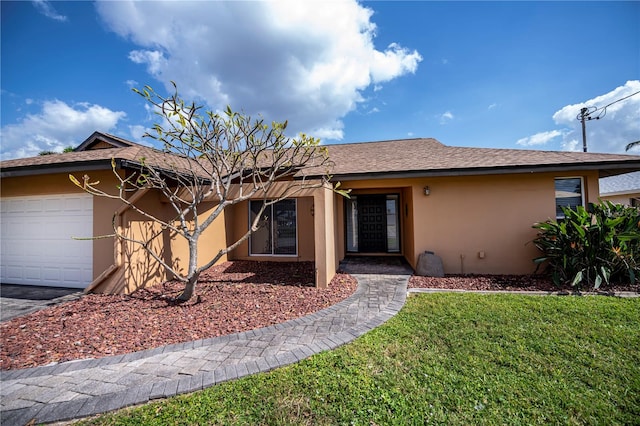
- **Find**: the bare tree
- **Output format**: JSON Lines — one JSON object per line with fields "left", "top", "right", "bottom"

{"left": 71, "top": 83, "right": 343, "bottom": 301}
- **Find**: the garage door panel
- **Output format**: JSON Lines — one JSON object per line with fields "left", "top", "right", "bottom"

{"left": 4, "top": 266, "right": 23, "bottom": 280}
{"left": 1, "top": 194, "right": 93, "bottom": 289}
{"left": 24, "top": 267, "right": 41, "bottom": 281}
{"left": 42, "top": 267, "right": 61, "bottom": 281}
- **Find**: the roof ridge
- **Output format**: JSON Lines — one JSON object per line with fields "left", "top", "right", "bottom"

{"left": 445, "top": 144, "right": 640, "bottom": 158}
{"left": 324, "top": 137, "right": 443, "bottom": 148}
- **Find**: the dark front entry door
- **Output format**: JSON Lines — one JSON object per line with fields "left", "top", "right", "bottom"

{"left": 358, "top": 195, "right": 387, "bottom": 252}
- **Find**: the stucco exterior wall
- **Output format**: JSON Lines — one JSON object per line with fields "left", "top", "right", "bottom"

{"left": 0, "top": 171, "right": 229, "bottom": 294}
{"left": 1, "top": 167, "right": 605, "bottom": 291}
{"left": 223, "top": 181, "right": 336, "bottom": 288}
{"left": 226, "top": 196, "right": 315, "bottom": 262}
{"left": 313, "top": 185, "right": 336, "bottom": 288}
{"left": 401, "top": 186, "right": 416, "bottom": 268}
{"left": 337, "top": 170, "right": 600, "bottom": 275}
{"left": 600, "top": 193, "right": 640, "bottom": 206}
{"left": 0, "top": 171, "right": 121, "bottom": 282}
{"left": 115, "top": 190, "right": 228, "bottom": 293}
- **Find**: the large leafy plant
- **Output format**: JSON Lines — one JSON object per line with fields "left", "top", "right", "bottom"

{"left": 532, "top": 201, "right": 640, "bottom": 290}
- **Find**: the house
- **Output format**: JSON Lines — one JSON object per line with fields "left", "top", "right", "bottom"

{"left": 599, "top": 171, "right": 640, "bottom": 207}
{"left": 2, "top": 132, "right": 639, "bottom": 293}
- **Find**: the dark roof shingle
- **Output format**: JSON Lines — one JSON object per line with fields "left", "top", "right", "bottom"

{"left": 0, "top": 143, "right": 208, "bottom": 179}
{"left": 2, "top": 135, "right": 639, "bottom": 180}
{"left": 322, "top": 138, "right": 640, "bottom": 178}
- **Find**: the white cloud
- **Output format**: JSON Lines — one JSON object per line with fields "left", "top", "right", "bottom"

{"left": 515, "top": 81, "right": 640, "bottom": 153}
{"left": 128, "top": 124, "right": 149, "bottom": 143}
{"left": 516, "top": 129, "right": 565, "bottom": 147}
{"left": 438, "top": 111, "right": 454, "bottom": 124}
{"left": 0, "top": 100, "right": 126, "bottom": 160}
{"left": 488, "top": 103, "right": 497, "bottom": 110}
{"left": 552, "top": 80, "right": 640, "bottom": 153}
{"left": 561, "top": 139, "right": 580, "bottom": 152}
{"left": 128, "top": 50, "right": 167, "bottom": 76}
{"left": 32, "top": 0, "right": 68, "bottom": 22}
{"left": 95, "top": 0, "right": 422, "bottom": 141}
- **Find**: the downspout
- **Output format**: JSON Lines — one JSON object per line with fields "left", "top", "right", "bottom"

{"left": 84, "top": 188, "right": 150, "bottom": 293}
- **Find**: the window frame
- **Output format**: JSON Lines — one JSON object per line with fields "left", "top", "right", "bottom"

{"left": 554, "top": 176, "right": 585, "bottom": 219}
{"left": 248, "top": 199, "right": 298, "bottom": 257}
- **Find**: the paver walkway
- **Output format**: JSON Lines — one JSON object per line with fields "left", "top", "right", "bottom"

{"left": 0, "top": 272, "right": 410, "bottom": 425}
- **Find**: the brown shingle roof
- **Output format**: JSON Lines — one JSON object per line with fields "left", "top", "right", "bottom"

{"left": 0, "top": 143, "right": 207, "bottom": 179}
{"left": 2, "top": 135, "right": 639, "bottom": 180}
{"left": 322, "top": 138, "right": 640, "bottom": 179}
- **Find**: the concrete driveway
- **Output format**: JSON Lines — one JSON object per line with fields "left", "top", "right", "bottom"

{"left": 0, "top": 284, "right": 82, "bottom": 322}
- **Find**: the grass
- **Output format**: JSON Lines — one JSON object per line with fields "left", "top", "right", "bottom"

{"left": 81, "top": 294, "right": 639, "bottom": 425}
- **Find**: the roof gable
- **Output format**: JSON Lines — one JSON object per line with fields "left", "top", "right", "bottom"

{"left": 74, "top": 131, "right": 138, "bottom": 151}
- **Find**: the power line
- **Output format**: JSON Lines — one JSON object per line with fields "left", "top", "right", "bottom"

{"left": 576, "top": 90, "right": 640, "bottom": 152}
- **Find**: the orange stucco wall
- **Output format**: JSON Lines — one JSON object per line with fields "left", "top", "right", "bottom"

{"left": 336, "top": 170, "right": 600, "bottom": 275}
{"left": 115, "top": 189, "right": 228, "bottom": 293}
{"left": 401, "top": 186, "right": 415, "bottom": 267}
{"left": 1, "top": 171, "right": 121, "bottom": 281}
{"left": 226, "top": 196, "right": 316, "bottom": 262}
{"left": 314, "top": 185, "right": 336, "bottom": 288}
{"left": 1, "top": 171, "right": 228, "bottom": 294}
{"left": 223, "top": 181, "right": 336, "bottom": 288}
{"left": 2, "top": 167, "right": 604, "bottom": 292}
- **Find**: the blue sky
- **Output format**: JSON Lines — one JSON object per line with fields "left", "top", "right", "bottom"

{"left": 1, "top": 1, "right": 639, "bottom": 160}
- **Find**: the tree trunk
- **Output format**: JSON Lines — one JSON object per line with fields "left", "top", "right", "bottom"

{"left": 177, "top": 273, "right": 199, "bottom": 301}
{"left": 177, "top": 238, "right": 200, "bottom": 301}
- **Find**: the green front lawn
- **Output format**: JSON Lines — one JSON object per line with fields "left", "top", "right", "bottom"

{"left": 83, "top": 294, "right": 640, "bottom": 425}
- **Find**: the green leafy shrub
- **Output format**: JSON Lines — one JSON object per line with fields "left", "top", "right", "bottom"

{"left": 532, "top": 201, "right": 640, "bottom": 290}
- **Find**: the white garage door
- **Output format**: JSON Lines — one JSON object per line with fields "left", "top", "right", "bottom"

{"left": 1, "top": 194, "right": 93, "bottom": 288}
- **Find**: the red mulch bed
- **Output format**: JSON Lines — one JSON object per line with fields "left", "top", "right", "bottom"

{"left": 0, "top": 261, "right": 357, "bottom": 371}
{"left": 410, "top": 274, "right": 639, "bottom": 293}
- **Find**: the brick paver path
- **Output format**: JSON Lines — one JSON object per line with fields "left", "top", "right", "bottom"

{"left": 1, "top": 273, "right": 409, "bottom": 425}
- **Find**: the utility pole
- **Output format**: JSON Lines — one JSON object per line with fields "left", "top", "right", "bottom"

{"left": 579, "top": 107, "right": 588, "bottom": 153}
{"left": 576, "top": 106, "right": 598, "bottom": 153}
{"left": 574, "top": 90, "right": 638, "bottom": 152}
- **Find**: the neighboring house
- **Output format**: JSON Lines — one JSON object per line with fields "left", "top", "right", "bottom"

{"left": 2, "top": 132, "right": 640, "bottom": 293}
{"left": 599, "top": 171, "right": 640, "bottom": 207}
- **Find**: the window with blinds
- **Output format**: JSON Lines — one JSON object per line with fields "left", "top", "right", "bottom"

{"left": 554, "top": 177, "right": 584, "bottom": 219}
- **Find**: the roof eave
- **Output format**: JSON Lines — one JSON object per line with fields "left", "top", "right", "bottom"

{"left": 0, "top": 159, "right": 119, "bottom": 178}
{"left": 327, "top": 161, "right": 640, "bottom": 182}
{"left": 600, "top": 190, "right": 640, "bottom": 197}
{"left": 118, "top": 159, "right": 213, "bottom": 185}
